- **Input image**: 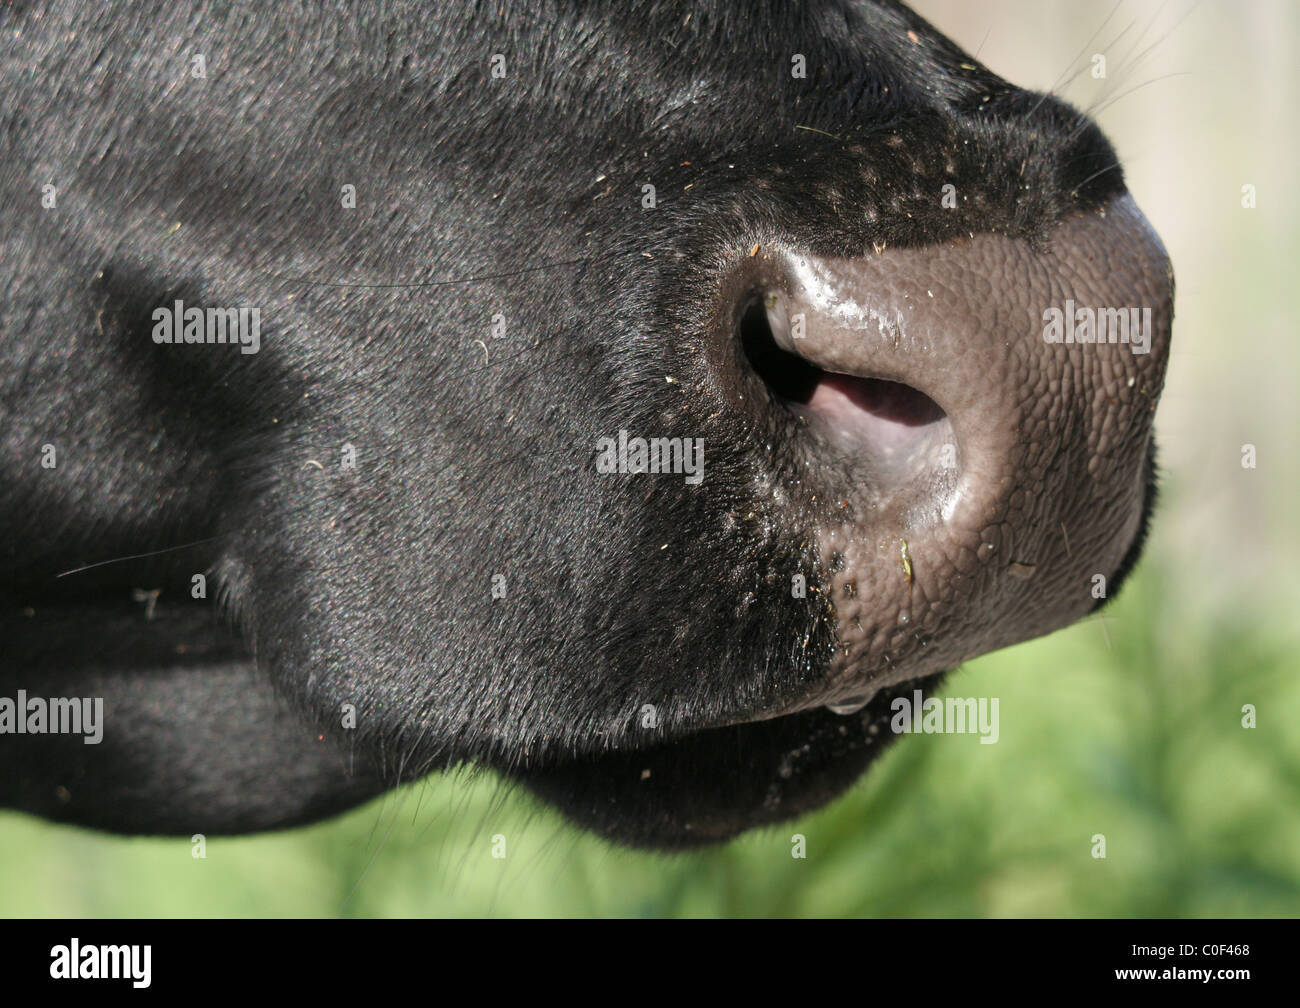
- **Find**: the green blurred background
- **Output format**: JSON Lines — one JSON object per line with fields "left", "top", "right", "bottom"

{"left": 2, "top": 0, "right": 1296, "bottom": 917}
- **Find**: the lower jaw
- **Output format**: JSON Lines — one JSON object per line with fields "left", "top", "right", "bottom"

{"left": 510, "top": 670, "right": 947, "bottom": 850}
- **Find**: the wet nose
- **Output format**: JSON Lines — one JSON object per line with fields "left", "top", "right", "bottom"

{"left": 714, "top": 194, "right": 1174, "bottom": 713}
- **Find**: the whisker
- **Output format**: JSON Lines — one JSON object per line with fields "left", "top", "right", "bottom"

{"left": 1026, "top": 0, "right": 1124, "bottom": 116}
{"left": 54, "top": 536, "right": 221, "bottom": 578}
{"left": 1084, "top": 1, "right": 1199, "bottom": 120}
{"left": 1088, "top": 70, "right": 1192, "bottom": 122}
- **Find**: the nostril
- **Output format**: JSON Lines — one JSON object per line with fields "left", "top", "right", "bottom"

{"left": 738, "top": 291, "right": 956, "bottom": 506}
{"left": 739, "top": 298, "right": 820, "bottom": 404}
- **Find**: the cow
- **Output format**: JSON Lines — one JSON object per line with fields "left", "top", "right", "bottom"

{"left": 0, "top": 0, "right": 1173, "bottom": 849}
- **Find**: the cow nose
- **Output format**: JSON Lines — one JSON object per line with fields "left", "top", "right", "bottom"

{"left": 712, "top": 194, "right": 1174, "bottom": 715}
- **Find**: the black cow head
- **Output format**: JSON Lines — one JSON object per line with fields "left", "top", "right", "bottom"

{"left": 0, "top": 1, "right": 1172, "bottom": 849}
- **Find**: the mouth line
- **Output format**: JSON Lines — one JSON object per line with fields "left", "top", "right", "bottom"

{"left": 729, "top": 673, "right": 929, "bottom": 727}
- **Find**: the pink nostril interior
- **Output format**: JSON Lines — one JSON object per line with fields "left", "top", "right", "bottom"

{"left": 810, "top": 373, "right": 945, "bottom": 429}
{"left": 740, "top": 298, "right": 955, "bottom": 499}
{"left": 803, "top": 372, "right": 951, "bottom": 475}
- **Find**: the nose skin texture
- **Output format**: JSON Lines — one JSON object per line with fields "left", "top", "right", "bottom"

{"left": 719, "top": 194, "right": 1174, "bottom": 713}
